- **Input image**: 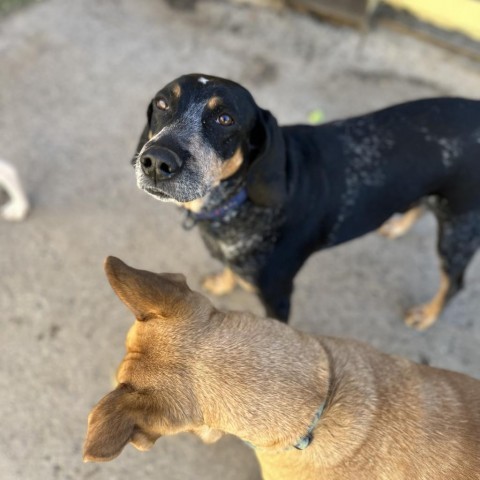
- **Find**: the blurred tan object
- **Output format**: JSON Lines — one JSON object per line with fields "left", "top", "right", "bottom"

{"left": 377, "top": 0, "right": 480, "bottom": 60}
{"left": 0, "top": 158, "right": 30, "bottom": 221}
{"left": 383, "top": 0, "right": 480, "bottom": 42}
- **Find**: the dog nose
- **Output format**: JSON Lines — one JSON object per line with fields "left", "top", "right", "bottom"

{"left": 140, "top": 147, "right": 182, "bottom": 180}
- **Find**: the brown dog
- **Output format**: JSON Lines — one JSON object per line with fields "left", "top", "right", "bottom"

{"left": 84, "top": 257, "right": 480, "bottom": 479}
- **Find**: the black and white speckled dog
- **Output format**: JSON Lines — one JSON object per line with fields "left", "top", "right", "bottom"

{"left": 132, "top": 73, "right": 480, "bottom": 330}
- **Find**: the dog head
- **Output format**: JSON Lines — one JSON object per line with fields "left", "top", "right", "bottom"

{"left": 132, "top": 73, "right": 287, "bottom": 207}
{"left": 83, "top": 256, "right": 224, "bottom": 462}
{"left": 84, "top": 257, "right": 332, "bottom": 462}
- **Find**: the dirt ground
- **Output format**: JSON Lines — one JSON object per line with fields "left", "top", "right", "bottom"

{"left": 0, "top": 1, "right": 479, "bottom": 479}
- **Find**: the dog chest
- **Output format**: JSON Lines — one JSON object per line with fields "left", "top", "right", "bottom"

{"left": 197, "top": 204, "right": 284, "bottom": 275}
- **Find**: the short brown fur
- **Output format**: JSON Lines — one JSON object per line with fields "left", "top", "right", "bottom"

{"left": 84, "top": 257, "right": 480, "bottom": 479}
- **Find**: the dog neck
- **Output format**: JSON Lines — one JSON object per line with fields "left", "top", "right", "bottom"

{"left": 183, "top": 187, "right": 248, "bottom": 228}
{"left": 193, "top": 311, "right": 331, "bottom": 450}
{"left": 181, "top": 174, "right": 247, "bottom": 226}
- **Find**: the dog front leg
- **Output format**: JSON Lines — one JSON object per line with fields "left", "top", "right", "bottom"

{"left": 256, "top": 237, "right": 316, "bottom": 322}
{"left": 257, "top": 260, "right": 303, "bottom": 323}
{"left": 258, "top": 279, "right": 292, "bottom": 323}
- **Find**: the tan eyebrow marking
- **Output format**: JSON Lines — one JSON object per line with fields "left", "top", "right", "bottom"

{"left": 207, "top": 96, "right": 222, "bottom": 109}
{"left": 148, "top": 130, "right": 153, "bottom": 140}
{"left": 172, "top": 83, "right": 181, "bottom": 98}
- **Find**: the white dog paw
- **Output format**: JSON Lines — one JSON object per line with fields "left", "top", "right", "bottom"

{"left": 1, "top": 200, "right": 30, "bottom": 221}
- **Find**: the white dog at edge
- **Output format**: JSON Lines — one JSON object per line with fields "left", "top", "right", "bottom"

{"left": 0, "top": 158, "right": 30, "bottom": 221}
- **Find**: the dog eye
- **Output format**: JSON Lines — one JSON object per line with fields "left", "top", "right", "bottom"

{"left": 217, "top": 113, "right": 234, "bottom": 126}
{"left": 155, "top": 97, "right": 169, "bottom": 111}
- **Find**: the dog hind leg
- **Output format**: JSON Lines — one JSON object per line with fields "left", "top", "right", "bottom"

{"left": 379, "top": 206, "right": 424, "bottom": 239}
{"left": 405, "top": 206, "right": 480, "bottom": 330}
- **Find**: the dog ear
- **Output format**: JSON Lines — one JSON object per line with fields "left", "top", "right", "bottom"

{"left": 104, "top": 256, "right": 190, "bottom": 321}
{"left": 83, "top": 385, "right": 138, "bottom": 462}
{"left": 131, "top": 102, "right": 153, "bottom": 165}
{"left": 246, "top": 108, "right": 287, "bottom": 207}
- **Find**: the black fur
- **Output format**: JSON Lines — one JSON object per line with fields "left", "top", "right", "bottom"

{"left": 133, "top": 74, "right": 480, "bottom": 323}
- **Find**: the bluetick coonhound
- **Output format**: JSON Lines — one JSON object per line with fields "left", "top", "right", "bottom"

{"left": 132, "top": 73, "right": 480, "bottom": 330}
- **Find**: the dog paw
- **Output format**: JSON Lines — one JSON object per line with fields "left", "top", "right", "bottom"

{"left": 202, "top": 270, "right": 236, "bottom": 296}
{"left": 0, "top": 200, "right": 29, "bottom": 222}
{"left": 404, "top": 305, "right": 438, "bottom": 331}
{"left": 378, "top": 217, "right": 408, "bottom": 239}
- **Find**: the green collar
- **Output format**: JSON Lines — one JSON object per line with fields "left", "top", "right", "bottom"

{"left": 243, "top": 400, "right": 326, "bottom": 452}
{"left": 293, "top": 400, "right": 326, "bottom": 450}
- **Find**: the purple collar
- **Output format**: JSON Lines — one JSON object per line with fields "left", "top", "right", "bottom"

{"left": 182, "top": 188, "right": 248, "bottom": 230}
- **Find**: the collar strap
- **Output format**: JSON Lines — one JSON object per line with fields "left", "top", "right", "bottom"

{"left": 293, "top": 400, "right": 326, "bottom": 450}
{"left": 243, "top": 400, "right": 326, "bottom": 452}
{"left": 182, "top": 188, "right": 248, "bottom": 230}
